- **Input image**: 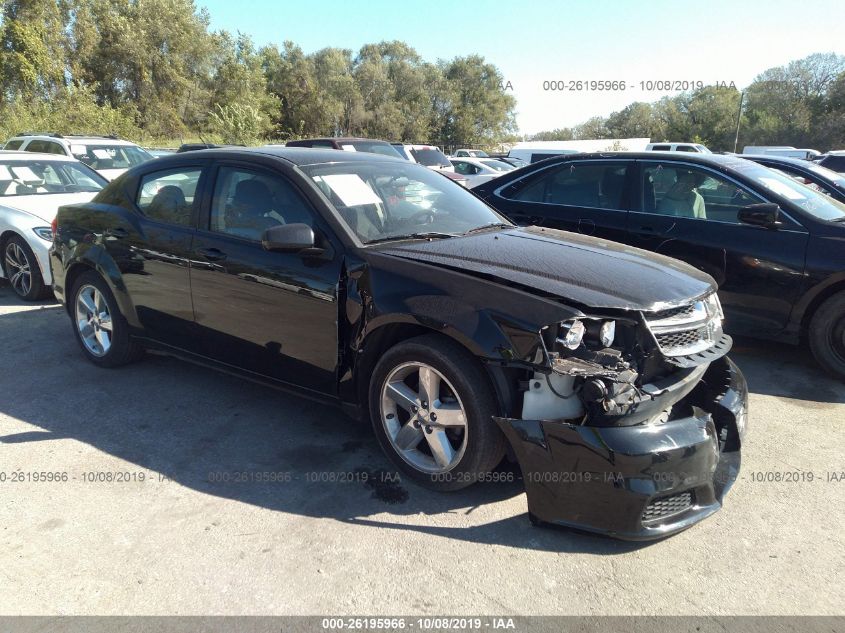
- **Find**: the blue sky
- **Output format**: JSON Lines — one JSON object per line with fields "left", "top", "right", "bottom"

{"left": 199, "top": 0, "right": 845, "bottom": 135}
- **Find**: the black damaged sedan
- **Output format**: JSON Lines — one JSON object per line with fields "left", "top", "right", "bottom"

{"left": 49, "top": 147, "right": 748, "bottom": 540}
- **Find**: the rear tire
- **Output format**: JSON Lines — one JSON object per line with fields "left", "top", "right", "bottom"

{"left": 368, "top": 334, "right": 506, "bottom": 491}
{"left": 69, "top": 270, "right": 143, "bottom": 368}
{"left": 808, "top": 290, "right": 845, "bottom": 382}
{"left": 3, "top": 235, "right": 49, "bottom": 301}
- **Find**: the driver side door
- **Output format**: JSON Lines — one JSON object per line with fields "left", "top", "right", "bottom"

{"left": 189, "top": 161, "right": 344, "bottom": 395}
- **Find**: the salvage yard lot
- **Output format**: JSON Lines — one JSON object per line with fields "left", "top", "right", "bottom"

{"left": 0, "top": 283, "right": 842, "bottom": 615}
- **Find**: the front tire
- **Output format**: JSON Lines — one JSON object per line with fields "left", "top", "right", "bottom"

{"left": 3, "top": 235, "right": 48, "bottom": 301}
{"left": 809, "top": 290, "right": 845, "bottom": 382}
{"left": 70, "top": 270, "right": 143, "bottom": 367}
{"left": 368, "top": 334, "right": 506, "bottom": 491}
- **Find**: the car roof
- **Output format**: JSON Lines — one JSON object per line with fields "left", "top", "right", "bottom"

{"left": 543, "top": 151, "right": 747, "bottom": 166}
{"left": 741, "top": 154, "right": 816, "bottom": 167}
{"left": 9, "top": 135, "right": 138, "bottom": 146}
{"left": 0, "top": 150, "right": 76, "bottom": 162}
{"left": 288, "top": 137, "right": 393, "bottom": 144}
{"left": 151, "top": 146, "right": 407, "bottom": 166}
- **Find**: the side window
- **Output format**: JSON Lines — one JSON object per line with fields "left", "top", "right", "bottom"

{"left": 652, "top": 145, "right": 671, "bottom": 151}
{"left": 508, "top": 162, "right": 629, "bottom": 210}
{"left": 676, "top": 146, "right": 697, "bottom": 152}
{"left": 43, "top": 141, "right": 66, "bottom": 155}
{"left": 822, "top": 156, "right": 845, "bottom": 172}
{"left": 136, "top": 168, "right": 201, "bottom": 226}
{"left": 642, "top": 164, "right": 758, "bottom": 223}
{"left": 25, "top": 140, "right": 48, "bottom": 153}
{"left": 209, "top": 167, "right": 315, "bottom": 241}
{"left": 4, "top": 140, "right": 24, "bottom": 150}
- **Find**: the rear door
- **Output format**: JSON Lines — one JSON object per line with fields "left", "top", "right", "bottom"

{"left": 628, "top": 159, "right": 810, "bottom": 335}
{"left": 112, "top": 162, "right": 209, "bottom": 348}
{"left": 488, "top": 159, "right": 634, "bottom": 243}
{"left": 188, "top": 159, "right": 343, "bottom": 394}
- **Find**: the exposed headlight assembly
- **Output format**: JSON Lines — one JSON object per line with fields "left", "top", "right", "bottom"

{"left": 557, "top": 319, "right": 585, "bottom": 350}
{"left": 599, "top": 320, "right": 616, "bottom": 347}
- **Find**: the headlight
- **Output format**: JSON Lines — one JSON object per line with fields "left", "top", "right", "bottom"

{"left": 705, "top": 293, "right": 724, "bottom": 319}
{"left": 557, "top": 320, "right": 585, "bottom": 350}
{"left": 33, "top": 227, "right": 53, "bottom": 241}
{"left": 599, "top": 320, "right": 616, "bottom": 347}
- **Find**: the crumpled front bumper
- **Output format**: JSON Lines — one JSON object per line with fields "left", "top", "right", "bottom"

{"left": 494, "top": 356, "right": 747, "bottom": 541}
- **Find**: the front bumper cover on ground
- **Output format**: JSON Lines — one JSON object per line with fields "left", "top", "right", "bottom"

{"left": 495, "top": 356, "right": 747, "bottom": 540}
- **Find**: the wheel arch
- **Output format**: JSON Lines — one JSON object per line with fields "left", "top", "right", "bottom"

{"left": 798, "top": 276, "right": 845, "bottom": 337}
{"left": 351, "top": 321, "right": 520, "bottom": 422}
{"left": 63, "top": 255, "right": 140, "bottom": 328}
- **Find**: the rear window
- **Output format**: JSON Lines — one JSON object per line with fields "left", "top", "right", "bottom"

{"left": 820, "top": 156, "right": 845, "bottom": 172}
{"left": 410, "top": 148, "right": 451, "bottom": 167}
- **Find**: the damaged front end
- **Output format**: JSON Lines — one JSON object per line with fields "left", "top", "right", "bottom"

{"left": 495, "top": 293, "right": 748, "bottom": 540}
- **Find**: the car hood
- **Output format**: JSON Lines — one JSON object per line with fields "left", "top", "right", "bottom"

{"left": 0, "top": 192, "right": 99, "bottom": 223}
{"left": 374, "top": 226, "right": 716, "bottom": 310}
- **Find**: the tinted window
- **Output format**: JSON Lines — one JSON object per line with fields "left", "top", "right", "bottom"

{"left": 652, "top": 145, "right": 671, "bottom": 151}
{"left": 4, "top": 140, "right": 24, "bottom": 150}
{"left": 409, "top": 148, "right": 450, "bottom": 167}
{"left": 136, "top": 168, "right": 200, "bottom": 226}
{"left": 642, "top": 164, "right": 758, "bottom": 223}
{"left": 210, "top": 167, "right": 315, "bottom": 241}
{"left": 509, "top": 162, "right": 629, "bottom": 210}
{"left": 820, "top": 156, "right": 845, "bottom": 172}
{"left": 676, "top": 146, "right": 697, "bottom": 152}
{"left": 25, "top": 140, "right": 52, "bottom": 154}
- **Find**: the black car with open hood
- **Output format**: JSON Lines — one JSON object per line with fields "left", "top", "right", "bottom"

{"left": 49, "top": 147, "right": 748, "bottom": 540}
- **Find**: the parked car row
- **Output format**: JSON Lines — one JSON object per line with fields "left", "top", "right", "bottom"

{"left": 3, "top": 131, "right": 843, "bottom": 541}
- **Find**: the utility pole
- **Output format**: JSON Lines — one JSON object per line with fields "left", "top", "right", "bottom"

{"left": 733, "top": 91, "right": 745, "bottom": 153}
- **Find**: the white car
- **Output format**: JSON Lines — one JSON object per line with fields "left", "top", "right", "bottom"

{"left": 453, "top": 148, "right": 490, "bottom": 158}
{"left": 0, "top": 152, "right": 107, "bottom": 300}
{"left": 449, "top": 157, "right": 515, "bottom": 188}
{"left": 3, "top": 133, "right": 153, "bottom": 180}
{"left": 646, "top": 142, "right": 712, "bottom": 153}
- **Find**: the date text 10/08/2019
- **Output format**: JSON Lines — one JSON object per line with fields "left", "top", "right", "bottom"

{"left": 542, "top": 80, "right": 738, "bottom": 92}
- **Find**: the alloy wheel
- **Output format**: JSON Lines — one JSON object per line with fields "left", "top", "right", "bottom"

{"left": 379, "top": 362, "right": 468, "bottom": 474}
{"left": 4, "top": 241, "right": 32, "bottom": 297}
{"left": 75, "top": 285, "right": 113, "bottom": 357}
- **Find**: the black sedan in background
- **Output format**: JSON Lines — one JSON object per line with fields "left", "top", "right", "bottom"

{"left": 742, "top": 154, "right": 845, "bottom": 203}
{"left": 49, "top": 147, "right": 747, "bottom": 540}
{"left": 473, "top": 152, "right": 845, "bottom": 380}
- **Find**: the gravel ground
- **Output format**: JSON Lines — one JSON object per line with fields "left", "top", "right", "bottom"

{"left": 0, "top": 283, "right": 842, "bottom": 615}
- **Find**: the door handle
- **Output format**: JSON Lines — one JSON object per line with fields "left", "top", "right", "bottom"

{"left": 104, "top": 227, "right": 128, "bottom": 239}
{"left": 198, "top": 247, "right": 227, "bottom": 262}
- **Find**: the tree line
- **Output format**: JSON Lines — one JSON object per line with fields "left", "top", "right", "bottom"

{"left": 0, "top": 0, "right": 516, "bottom": 146}
{"left": 1, "top": 1, "right": 844, "bottom": 151}
{"left": 530, "top": 53, "right": 845, "bottom": 152}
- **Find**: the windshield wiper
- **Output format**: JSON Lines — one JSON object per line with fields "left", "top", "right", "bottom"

{"left": 365, "top": 231, "right": 458, "bottom": 245}
{"left": 463, "top": 222, "right": 512, "bottom": 235}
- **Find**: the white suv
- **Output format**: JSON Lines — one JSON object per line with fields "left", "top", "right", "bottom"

{"left": 3, "top": 133, "right": 153, "bottom": 180}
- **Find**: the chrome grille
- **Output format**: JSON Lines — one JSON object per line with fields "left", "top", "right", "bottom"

{"left": 644, "top": 294, "right": 723, "bottom": 357}
{"left": 642, "top": 492, "right": 693, "bottom": 523}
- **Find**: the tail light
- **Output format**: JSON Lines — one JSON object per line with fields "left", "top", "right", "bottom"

{"left": 51, "top": 216, "right": 58, "bottom": 238}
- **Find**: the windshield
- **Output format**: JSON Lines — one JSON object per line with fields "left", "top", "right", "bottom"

{"left": 480, "top": 159, "right": 515, "bottom": 172}
{"left": 410, "top": 148, "right": 451, "bottom": 168}
{"left": 301, "top": 161, "right": 510, "bottom": 244}
{"left": 735, "top": 160, "right": 845, "bottom": 221}
{"left": 70, "top": 144, "right": 152, "bottom": 171}
{"left": 0, "top": 160, "right": 107, "bottom": 197}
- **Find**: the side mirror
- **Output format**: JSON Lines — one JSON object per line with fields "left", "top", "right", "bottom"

{"left": 738, "top": 203, "right": 781, "bottom": 228}
{"left": 261, "top": 223, "right": 320, "bottom": 254}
